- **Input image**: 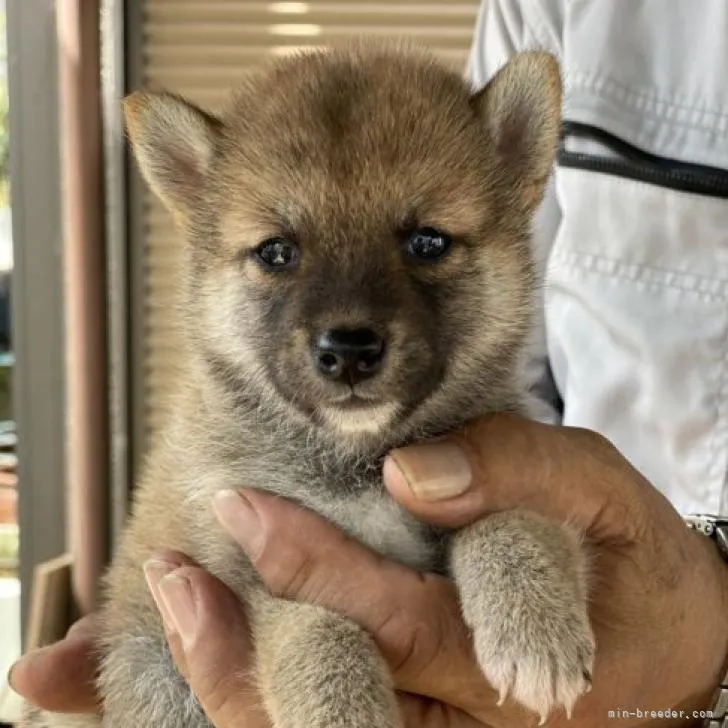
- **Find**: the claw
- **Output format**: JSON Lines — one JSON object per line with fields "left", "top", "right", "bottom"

{"left": 496, "top": 687, "right": 508, "bottom": 707}
{"left": 495, "top": 663, "right": 515, "bottom": 707}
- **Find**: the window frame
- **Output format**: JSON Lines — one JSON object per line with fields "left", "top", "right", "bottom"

{"left": 7, "top": 0, "right": 68, "bottom": 640}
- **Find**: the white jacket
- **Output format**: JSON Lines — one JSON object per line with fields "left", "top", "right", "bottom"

{"left": 468, "top": 0, "right": 728, "bottom": 515}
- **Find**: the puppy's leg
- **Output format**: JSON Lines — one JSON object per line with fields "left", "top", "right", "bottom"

{"left": 99, "top": 631, "right": 210, "bottom": 728}
{"left": 19, "top": 632, "right": 209, "bottom": 728}
{"left": 450, "top": 510, "right": 594, "bottom": 722}
{"left": 254, "top": 597, "right": 400, "bottom": 728}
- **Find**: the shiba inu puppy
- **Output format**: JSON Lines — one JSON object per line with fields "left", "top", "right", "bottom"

{"left": 24, "top": 40, "right": 593, "bottom": 728}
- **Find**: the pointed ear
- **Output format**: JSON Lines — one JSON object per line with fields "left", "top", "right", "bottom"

{"left": 123, "top": 91, "right": 222, "bottom": 219}
{"left": 471, "top": 51, "right": 562, "bottom": 211}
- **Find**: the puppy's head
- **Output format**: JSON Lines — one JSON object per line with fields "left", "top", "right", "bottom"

{"left": 124, "top": 43, "right": 561, "bottom": 451}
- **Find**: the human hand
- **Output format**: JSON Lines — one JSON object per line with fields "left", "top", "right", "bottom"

{"left": 7, "top": 554, "right": 276, "bottom": 726}
{"left": 10, "top": 414, "right": 728, "bottom": 727}
{"left": 210, "top": 413, "right": 728, "bottom": 727}
{"left": 9, "top": 551, "right": 486, "bottom": 727}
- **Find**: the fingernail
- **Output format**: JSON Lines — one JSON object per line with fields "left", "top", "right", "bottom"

{"left": 158, "top": 574, "right": 197, "bottom": 646}
{"left": 389, "top": 442, "right": 472, "bottom": 501}
{"left": 144, "top": 558, "right": 175, "bottom": 597}
{"left": 7, "top": 660, "right": 18, "bottom": 688}
{"left": 213, "top": 489, "right": 264, "bottom": 559}
{"left": 144, "top": 559, "right": 178, "bottom": 629}
{"left": 7, "top": 646, "right": 48, "bottom": 690}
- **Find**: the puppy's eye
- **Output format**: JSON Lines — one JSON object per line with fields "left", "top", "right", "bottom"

{"left": 253, "top": 237, "right": 300, "bottom": 271}
{"left": 406, "top": 227, "right": 452, "bottom": 262}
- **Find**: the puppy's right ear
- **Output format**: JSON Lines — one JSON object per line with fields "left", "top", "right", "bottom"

{"left": 123, "top": 91, "right": 222, "bottom": 220}
{"left": 471, "top": 51, "right": 562, "bottom": 213}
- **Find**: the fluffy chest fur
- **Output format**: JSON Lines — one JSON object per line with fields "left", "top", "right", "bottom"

{"left": 160, "top": 390, "right": 445, "bottom": 576}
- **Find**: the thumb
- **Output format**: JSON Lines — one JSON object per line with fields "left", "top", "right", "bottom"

{"left": 383, "top": 413, "right": 649, "bottom": 541}
{"left": 144, "top": 557, "right": 271, "bottom": 728}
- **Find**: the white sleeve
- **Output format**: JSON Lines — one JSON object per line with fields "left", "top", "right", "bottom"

{"left": 468, "top": 0, "right": 533, "bottom": 88}
{"left": 467, "top": 0, "right": 565, "bottom": 424}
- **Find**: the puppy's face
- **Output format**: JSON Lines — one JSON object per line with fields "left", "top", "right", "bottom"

{"left": 125, "top": 45, "right": 561, "bottom": 449}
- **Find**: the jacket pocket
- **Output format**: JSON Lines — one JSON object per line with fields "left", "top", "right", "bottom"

{"left": 545, "top": 122, "right": 728, "bottom": 513}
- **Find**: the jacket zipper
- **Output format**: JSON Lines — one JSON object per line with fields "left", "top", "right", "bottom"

{"left": 558, "top": 121, "right": 728, "bottom": 199}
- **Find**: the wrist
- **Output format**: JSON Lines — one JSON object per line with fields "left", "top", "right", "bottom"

{"left": 678, "top": 532, "right": 728, "bottom": 723}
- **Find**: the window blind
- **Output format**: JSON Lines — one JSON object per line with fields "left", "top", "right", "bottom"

{"left": 135, "top": 0, "right": 480, "bottom": 441}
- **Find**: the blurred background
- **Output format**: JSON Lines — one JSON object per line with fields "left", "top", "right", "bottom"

{"left": 0, "top": 0, "right": 479, "bottom": 722}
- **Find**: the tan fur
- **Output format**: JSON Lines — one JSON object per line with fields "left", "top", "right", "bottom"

{"left": 22, "top": 42, "right": 593, "bottom": 728}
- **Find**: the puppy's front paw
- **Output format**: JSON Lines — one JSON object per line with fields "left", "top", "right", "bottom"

{"left": 473, "top": 597, "right": 594, "bottom": 722}
{"left": 451, "top": 510, "right": 594, "bottom": 722}
{"left": 256, "top": 600, "right": 401, "bottom": 728}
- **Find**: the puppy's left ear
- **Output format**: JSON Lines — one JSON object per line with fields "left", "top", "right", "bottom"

{"left": 471, "top": 51, "right": 562, "bottom": 212}
{"left": 123, "top": 91, "right": 222, "bottom": 222}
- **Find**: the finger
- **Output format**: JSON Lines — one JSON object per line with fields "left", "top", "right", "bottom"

{"left": 145, "top": 560, "right": 271, "bottom": 728}
{"left": 213, "top": 489, "right": 496, "bottom": 712}
{"left": 397, "top": 693, "right": 491, "bottom": 728}
{"left": 64, "top": 614, "right": 98, "bottom": 640}
{"left": 9, "top": 550, "right": 198, "bottom": 715}
{"left": 8, "top": 617, "right": 100, "bottom": 714}
{"left": 383, "top": 413, "right": 650, "bottom": 540}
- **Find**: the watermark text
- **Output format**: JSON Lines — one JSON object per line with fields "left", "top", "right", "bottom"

{"left": 608, "top": 709, "right": 713, "bottom": 721}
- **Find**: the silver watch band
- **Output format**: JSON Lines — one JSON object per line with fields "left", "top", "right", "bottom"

{"left": 685, "top": 516, "right": 728, "bottom": 727}
{"left": 707, "top": 684, "right": 728, "bottom": 728}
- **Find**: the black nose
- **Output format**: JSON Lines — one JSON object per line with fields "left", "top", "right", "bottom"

{"left": 315, "top": 328, "right": 385, "bottom": 384}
